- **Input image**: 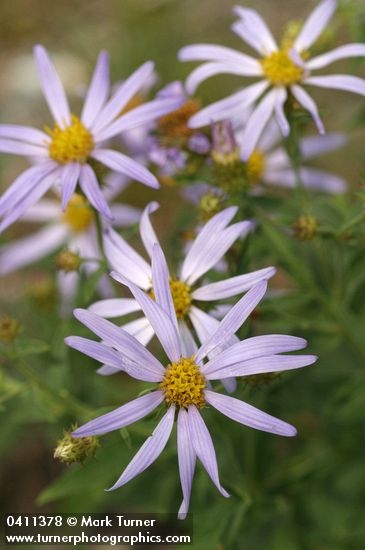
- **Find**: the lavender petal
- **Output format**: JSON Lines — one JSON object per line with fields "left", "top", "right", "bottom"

{"left": 206, "top": 390, "right": 297, "bottom": 436}
{"left": 73, "top": 391, "right": 164, "bottom": 437}
{"left": 107, "top": 405, "right": 175, "bottom": 490}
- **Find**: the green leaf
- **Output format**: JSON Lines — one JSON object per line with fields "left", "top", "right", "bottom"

{"left": 259, "top": 218, "right": 314, "bottom": 288}
{"left": 0, "top": 371, "right": 24, "bottom": 407}
{"left": 12, "top": 338, "right": 50, "bottom": 357}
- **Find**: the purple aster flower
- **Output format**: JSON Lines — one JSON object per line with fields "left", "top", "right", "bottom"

{"left": 89, "top": 202, "right": 275, "bottom": 391}
{"left": 185, "top": 117, "right": 347, "bottom": 196}
{"left": 146, "top": 80, "right": 208, "bottom": 178}
{"left": 66, "top": 244, "right": 317, "bottom": 519}
{"left": 0, "top": 46, "right": 184, "bottom": 232}
{"left": 178, "top": 0, "right": 365, "bottom": 159}
{"left": 235, "top": 118, "right": 347, "bottom": 192}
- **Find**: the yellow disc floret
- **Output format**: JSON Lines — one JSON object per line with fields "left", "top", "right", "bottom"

{"left": 247, "top": 150, "right": 266, "bottom": 184}
{"left": 149, "top": 278, "right": 192, "bottom": 319}
{"left": 47, "top": 115, "right": 94, "bottom": 164}
{"left": 63, "top": 193, "right": 94, "bottom": 232}
{"left": 169, "top": 279, "right": 192, "bottom": 318}
{"left": 261, "top": 49, "right": 303, "bottom": 87}
{"left": 160, "top": 356, "right": 206, "bottom": 408}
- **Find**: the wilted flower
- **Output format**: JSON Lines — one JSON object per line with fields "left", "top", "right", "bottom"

{"left": 157, "top": 83, "right": 200, "bottom": 140}
{"left": 66, "top": 245, "right": 317, "bottom": 519}
{"left": 147, "top": 81, "right": 210, "bottom": 179}
{"left": 0, "top": 46, "right": 183, "bottom": 231}
{"left": 89, "top": 202, "right": 275, "bottom": 391}
{"left": 179, "top": 0, "right": 365, "bottom": 159}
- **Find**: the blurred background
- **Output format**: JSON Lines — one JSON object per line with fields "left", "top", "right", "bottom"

{"left": 0, "top": 1, "right": 365, "bottom": 549}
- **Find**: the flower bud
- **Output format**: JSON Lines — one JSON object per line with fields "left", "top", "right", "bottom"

{"left": 211, "top": 120, "right": 238, "bottom": 161}
{"left": 199, "top": 192, "right": 224, "bottom": 222}
{"left": 54, "top": 425, "right": 99, "bottom": 464}
{"left": 0, "top": 316, "right": 21, "bottom": 343}
{"left": 211, "top": 121, "right": 248, "bottom": 192}
{"left": 55, "top": 250, "right": 81, "bottom": 273}
{"left": 293, "top": 215, "right": 317, "bottom": 240}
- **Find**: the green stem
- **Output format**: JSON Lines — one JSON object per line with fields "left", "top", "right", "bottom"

{"left": 283, "top": 98, "right": 309, "bottom": 210}
{"left": 80, "top": 256, "right": 104, "bottom": 264}
{"left": 3, "top": 348, "right": 92, "bottom": 419}
{"left": 94, "top": 210, "right": 108, "bottom": 267}
{"left": 316, "top": 299, "right": 365, "bottom": 362}
{"left": 258, "top": 212, "right": 365, "bottom": 361}
{"left": 338, "top": 209, "right": 365, "bottom": 235}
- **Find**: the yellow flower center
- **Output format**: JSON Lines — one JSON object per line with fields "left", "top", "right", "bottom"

{"left": 149, "top": 278, "right": 192, "bottom": 319}
{"left": 261, "top": 49, "right": 303, "bottom": 86}
{"left": 160, "top": 356, "right": 206, "bottom": 408}
{"left": 247, "top": 150, "right": 266, "bottom": 184}
{"left": 47, "top": 115, "right": 94, "bottom": 164}
{"left": 169, "top": 279, "right": 192, "bottom": 318}
{"left": 62, "top": 193, "right": 94, "bottom": 232}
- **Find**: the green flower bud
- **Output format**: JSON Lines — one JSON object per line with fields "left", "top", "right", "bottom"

{"left": 199, "top": 192, "right": 224, "bottom": 222}
{"left": 55, "top": 250, "right": 81, "bottom": 273}
{"left": 293, "top": 215, "right": 317, "bottom": 240}
{"left": 54, "top": 425, "right": 99, "bottom": 464}
{"left": 0, "top": 316, "right": 21, "bottom": 343}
